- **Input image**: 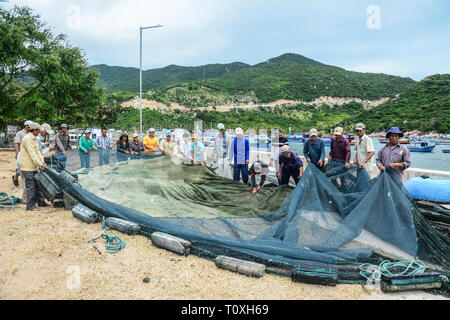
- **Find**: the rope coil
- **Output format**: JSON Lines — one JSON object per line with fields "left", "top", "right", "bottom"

{"left": 359, "top": 260, "right": 428, "bottom": 281}
{"left": 88, "top": 216, "right": 126, "bottom": 254}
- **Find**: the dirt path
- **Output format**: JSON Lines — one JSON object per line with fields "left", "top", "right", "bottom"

{"left": 0, "top": 151, "right": 446, "bottom": 300}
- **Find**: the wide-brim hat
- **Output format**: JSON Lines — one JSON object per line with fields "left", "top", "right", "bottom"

{"left": 235, "top": 128, "right": 244, "bottom": 136}
{"left": 24, "top": 120, "right": 33, "bottom": 127}
{"left": 40, "top": 123, "right": 51, "bottom": 133}
{"left": 386, "top": 127, "right": 404, "bottom": 138}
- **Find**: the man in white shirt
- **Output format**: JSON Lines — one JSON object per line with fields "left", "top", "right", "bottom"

{"left": 353, "top": 123, "right": 376, "bottom": 177}
{"left": 179, "top": 132, "right": 192, "bottom": 163}
{"left": 214, "top": 123, "right": 232, "bottom": 178}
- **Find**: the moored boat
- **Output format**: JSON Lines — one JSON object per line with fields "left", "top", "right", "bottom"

{"left": 407, "top": 141, "right": 435, "bottom": 152}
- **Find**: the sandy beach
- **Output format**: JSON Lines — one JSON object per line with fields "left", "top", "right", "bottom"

{"left": 0, "top": 151, "right": 446, "bottom": 300}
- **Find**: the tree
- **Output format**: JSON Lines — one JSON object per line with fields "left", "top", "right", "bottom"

{"left": 0, "top": 6, "right": 104, "bottom": 131}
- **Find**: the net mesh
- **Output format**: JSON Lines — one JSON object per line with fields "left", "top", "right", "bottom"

{"left": 47, "top": 150, "right": 449, "bottom": 275}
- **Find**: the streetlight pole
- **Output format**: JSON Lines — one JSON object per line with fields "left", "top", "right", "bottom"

{"left": 140, "top": 24, "right": 163, "bottom": 136}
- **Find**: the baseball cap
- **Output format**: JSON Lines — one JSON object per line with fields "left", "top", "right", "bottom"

{"left": 85, "top": 129, "right": 92, "bottom": 134}
{"left": 133, "top": 134, "right": 139, "bottom": 139}
{"left": 334, "top": 127, "right": 344, "bottom": 135}
{"left": 309, "top": 128, "right": 318, "bottom": 137}
{"left": 355, "top": 123, "right": 365, "bottom": 131}
{"left": 281, "top": 145, "right": 290, "bottom": 153}
{"left": 217, "top": 123, "right": 225, "bottom": 130}
{"left": 24, "top": 120, "right": 33, "bottom": 127}
{"left": 60, "top": 124, "right": 68, "bottom": 128}
{"left": 148, "top": 128, "right": 155, "bottom": 132}
{"left": 166, "top": 132, "right": 172, "bottom": 137}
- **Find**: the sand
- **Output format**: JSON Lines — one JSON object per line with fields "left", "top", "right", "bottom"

{"left": 0, "top": 151, "right": 446, "bottom": 300}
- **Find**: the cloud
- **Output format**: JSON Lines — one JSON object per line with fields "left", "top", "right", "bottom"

{"left": 6, "top": 0, "right": 450, "bottom": 80}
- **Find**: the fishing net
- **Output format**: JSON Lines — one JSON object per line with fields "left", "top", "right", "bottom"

{"left": 42, "top": 149, "right": 449, "bottom": 295}
{"left": 47, "top": 150, "right": 448, "bottom": 264}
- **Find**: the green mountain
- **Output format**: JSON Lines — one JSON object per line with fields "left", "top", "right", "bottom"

{"left": 92, "top": 62, "right": 250, "bottom": 92}
{"left": 93, "top": 53, "right": 416, "bottom": 104}
{"left": 343, "top": 74, "right": 450, "bottom": 133}
{"left": 113, "top": 74, "right": 449, "bottom": 134}
{"left": 196, "top": 53, "right": 417, "bottom": 102}
{"left": 145, "top": 53, "right": 417, "bottom": 106}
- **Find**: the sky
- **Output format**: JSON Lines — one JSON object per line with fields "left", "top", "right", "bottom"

{"left": 3, "top": 0, "right": 450, "bottom": 80}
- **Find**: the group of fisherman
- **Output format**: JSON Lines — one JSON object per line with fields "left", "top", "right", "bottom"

{"left": 12, "top": 120, "right": 411, "bottom": 211}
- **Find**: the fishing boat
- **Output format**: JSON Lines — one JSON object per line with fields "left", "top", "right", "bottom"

{"left": 436, "top": 140, "right": 450, "bottom": 145}
{"left": 321, "top": 136, "right": 332, "bottom": 146}
{"left": 407, "top": 141, "right": 435, "bottom": 152}
{"left": 443, "top": 150, "right": 450, "bottom": 153}
{"left": 399, "top": 138, "right": 410, "bottom": 144}
{"left": 287, "top": 133, "right": 305, "bottom": 143}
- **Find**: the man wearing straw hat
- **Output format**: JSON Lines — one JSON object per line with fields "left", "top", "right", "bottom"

{"left": 19, "top": 122, "right": 48, "bottom": 211}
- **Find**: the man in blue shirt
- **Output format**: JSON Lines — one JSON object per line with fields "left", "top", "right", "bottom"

{"left": 303, "top": 128, "right": 325, "bottom": 168}
{"left": 278, "top": 145, "right": 304, "bottom": 186}
{"left": 229, "top": 128, "right": 250, "bottom": 184}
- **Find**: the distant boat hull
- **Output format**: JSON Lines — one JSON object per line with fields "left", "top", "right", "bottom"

{"left": 443, "top": 150, "right": 450, "bottom": 153}
{"left": 408, "top": 146, "right": 435, "bottom": 152}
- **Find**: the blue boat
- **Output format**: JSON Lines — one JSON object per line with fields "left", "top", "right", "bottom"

{"left": 404, "top": 177, "right": 450, "bottom": 203}
{"left": 407, "top": 141, "right": 435, "bottom": 152}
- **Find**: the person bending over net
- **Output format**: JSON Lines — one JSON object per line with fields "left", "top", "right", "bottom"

{"left": 249, "top": 161, "right": 269, "bottom": 194}
{"left": 277, "top": 145, "right": 304, "bottom": 186}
